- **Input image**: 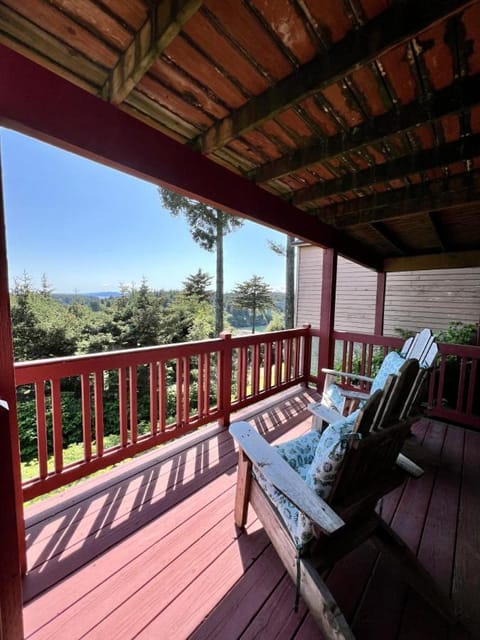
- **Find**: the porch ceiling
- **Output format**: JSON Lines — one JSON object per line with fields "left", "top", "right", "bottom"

{"left": 1, "top": 0, "right": 480, "bottom": 271}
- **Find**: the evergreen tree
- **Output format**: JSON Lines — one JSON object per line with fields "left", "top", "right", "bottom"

{"left": 158, "top": 189, "right": 243, "bottom": 335}
{"left": 183, "top": 269, "right": 212, "bottom": 302}
{"left": 268, "top": 235, "right": 295, "bottom": 329}
{"left": 231, "top": 275, "right": 275, "bottom": 334}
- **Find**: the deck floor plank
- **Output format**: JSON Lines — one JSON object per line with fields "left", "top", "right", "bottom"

{"left": 21, "top": 391, "right": 480, "bottom": 640}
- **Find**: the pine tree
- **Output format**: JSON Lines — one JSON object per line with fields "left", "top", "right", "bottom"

{"left": 231, "top": 275, "right": 275, "bottom": 333}
{"left": 158, "top": 189, "right": 243, "bottom": 335}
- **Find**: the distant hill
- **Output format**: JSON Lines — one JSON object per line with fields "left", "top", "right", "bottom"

{"left": 53, "top": 291, "right": 121, "bottom": 304}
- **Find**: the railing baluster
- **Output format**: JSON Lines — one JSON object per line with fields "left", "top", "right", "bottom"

{"left": 205, "top": 353, "right": 211, "bottom": 416}
{"left": 198, "top": 354, "right": 204, "bottom": 418}
{"left": 80, "top": 374, "right": 92, "bottom": 462}
{"left": 94, "top": 371, "right": 104, "bottom": 458}
{"left": 130, "top": 365, "right": 137, "bottom": 443}
{"left": 285, "top": 337, "right": 292, "bottom": 383}
{"left": 466, "top": 358, "right": 477, "bottom": 416}
{"left": 159, "top": 360, "right": 166, "bottom": 432}
{"left": 34, "top": 381, "right": 48, "bottom": 479}
{"left": 183, "top": 356, "right": 190, "bottom": 428}
{"left": 176, "top": 358, "right": 183, "bottom": 427}
{"left": 150, "top": 362, "right": 158, "bottom": 436}
{"left": 265, "top": 341, "right": 272, "bottom": 391}
{"left": 275, "top": 340, "right": 281, "bottom": 387}
{"left": 119, "top": 367, "right": 128, "bottom": 447}
{"left": 456, "top": 357, "right": 467, "bottom": 413}
{"left": 50, "top": 379, "right": 63, "bottom": 474}
{"left": 252, "top": 343, "right": 260, "bottom": 396}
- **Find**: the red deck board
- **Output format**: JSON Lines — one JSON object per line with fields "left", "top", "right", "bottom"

{"left": 21, "top": 391, "right": 480, "bottom": 640}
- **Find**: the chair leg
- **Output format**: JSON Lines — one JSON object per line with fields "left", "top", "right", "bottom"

{"left": 299, "top": 558, "right": 355, "bottom": 640}
{"left": 234, "top": 450, "right": 252, "bottom": 529}
{"left": 370, "top": 517, "right": 456, "bottom": 623}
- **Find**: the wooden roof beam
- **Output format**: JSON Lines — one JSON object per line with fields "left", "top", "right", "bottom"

{"left": 252, "top": 74, "right": 480, "bottom": 184}
{"left": 293, "top": 132, "right": 480, "bottom": 206}
{"left": 318, "top": 170, "right": 480, "bottom": 227}
{"left": 103, "top": 0, "right": 203, "bottom": 105}
{"left": 195, "top": 0, "right": 476, "bottom": 154}
{"left": 370, "top": 223, "right": 410, "bottom": 256}
{"left": 426, "top": 212, "right": 449, "bottom": 251}
{"left": 317, "top": 169, "right": 480, "bottom": 224}
{"left": 384, "top": 250, "right": 480, "bottom": 271}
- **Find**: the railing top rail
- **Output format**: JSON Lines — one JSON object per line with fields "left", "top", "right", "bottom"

{"left": 230, "top": 326, "right": 309, "bottom": 347}
{"left": 331, "top": 331, "right": 404, "bottom": 348}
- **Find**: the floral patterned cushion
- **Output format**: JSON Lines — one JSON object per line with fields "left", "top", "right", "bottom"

{"left": 256, "top": 414, "right": 358, "bottom": 550}
{"left": 370, "top": 351, "right": 405, "bottom": 395}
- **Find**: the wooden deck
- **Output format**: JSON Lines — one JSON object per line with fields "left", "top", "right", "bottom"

{"left": 22, "top": 389, "right": 480, "bottom": 639}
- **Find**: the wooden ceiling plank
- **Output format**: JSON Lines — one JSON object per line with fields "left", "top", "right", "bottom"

{"left": 293, "top": 131, "right": 480, "bottom": 205}
{"left": 384, "top": 249, "right": 480, "bottom": 271}
{"left": 252, "top": 73, "right": 480, "bottom": 183}
{"left": 105, "top": 0, "right": 203, "bottom": 105}
{"left": 196, "top": 0, "right": 476, "bottom": 154}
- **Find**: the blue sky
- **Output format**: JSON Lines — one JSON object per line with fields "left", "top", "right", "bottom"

{"left": 0, "top": 128, "right": 287, "bottom": 293}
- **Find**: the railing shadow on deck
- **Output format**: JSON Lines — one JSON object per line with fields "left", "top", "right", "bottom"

{"left": 22, "top": 388, "right": 316, "bottom": 603}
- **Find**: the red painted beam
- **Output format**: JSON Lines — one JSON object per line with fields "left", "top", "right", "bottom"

{"left": 0, "top": 45, "right": 380, "bottom": 271}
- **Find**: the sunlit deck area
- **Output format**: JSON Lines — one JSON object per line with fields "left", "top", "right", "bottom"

{"left": 22, "top": 389, "right": 480, "bottom": 640}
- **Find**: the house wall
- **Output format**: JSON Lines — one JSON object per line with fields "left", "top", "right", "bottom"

{"left": 296, "top": 245, "right": 480, "bottom": 337}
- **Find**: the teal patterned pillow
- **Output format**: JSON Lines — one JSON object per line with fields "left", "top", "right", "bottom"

{"left": 322, "top": 382, "right": 345, "bottom": 412}
{"left": 255, "top": 414, "right": 358, "bottom": 550}
{"left": 370, "top": 351, "right": 405, "bottom": 395}
{"left": 305, "top": 414, "right": 357, "bottom": 499}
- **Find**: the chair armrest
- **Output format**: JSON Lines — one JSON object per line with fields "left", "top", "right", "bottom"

{"left": 307, "top": 402, "right": 342, "bottom": 425}
{"left": 321, "top": 368, "right": 374, "bottom": 384}
{"left": 229, "top": 422, "right": 344, "bottom": 534}
{"left": 338, "top": 389, "right": 370, "bottom": 401}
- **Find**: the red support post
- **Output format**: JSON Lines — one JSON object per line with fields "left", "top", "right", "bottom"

{"left": 219, "top": 332, "right": 233, "bottom": 428}
{"left": 302, "top": 324, "right": 312, "bottom": 386}
{"left": 375, "top": 271, "right": 386, "bottom": 335}
{"left": 318, "top": 248, "right": 338, "bottom": 391}
{"left": 0, "top": 147, "right": 24, "bottom": 637}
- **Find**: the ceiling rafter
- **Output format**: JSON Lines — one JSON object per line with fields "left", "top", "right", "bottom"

{"left": 292, "top": 132, "right": 480, "bottom": 205}
{"left": 427, "top": 212, "right": 449, "bottom": 251}
{"left": 316, "top": 171, "right": 480, "bottom": 227}
{"left": 384, "top": 249, "right": 480, "bottom": 272}
{"left": 103, "top": 0, "right": 203, "bottom": 105}
{"left": 194, "top": 0, "right": 476, "bottom": 154}
{"left": 251, "top": 74, "right": 480, "bottom": 183}
{"left": 370, "top": 222, "right": 410, "bottom": 256}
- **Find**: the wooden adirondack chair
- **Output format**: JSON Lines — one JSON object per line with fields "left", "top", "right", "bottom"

{"left": 312, "top": 328, "right": 438, "bottom": 426}
{"left": 229, "top": 359, "right": 455, "bottom": 639}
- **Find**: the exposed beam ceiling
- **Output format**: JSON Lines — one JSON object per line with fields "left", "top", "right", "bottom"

{"left": 426, "top": 212, "right": 449, "bottom": 251}
{"left": 104, "top": 0, "right": 203, "bottom": 105}
{"left": 251, "top": 74, "right": 480, "bottom": 184}
{"left": 0, "top": 45, "right": 381, "bottom": 272}
{"left": 194, "top": 0, "right": 476, "bottom": 154}
{"left": 370, "top": 223, "right": 410, "bottom": 256}
{"left": 319, "top": 170, "right": 480, "bottom": 227}
{"left": 293, "top": 133, "right": 480, "bottom": 205}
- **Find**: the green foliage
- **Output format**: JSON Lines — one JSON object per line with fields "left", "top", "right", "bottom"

{"left": 435, "top": 321, "right": 476, "bottom": 345}
{"left": 159, "top": 188, "right": 244, "bottom": 334}
{"left": 265, "top": 311, "right": 284, "bottom": 332}
{"left": 231, "top": 275, "right": 275, "bottom": 333}
{"left": 183, "top": 269, "right": 212, "bottom": 303}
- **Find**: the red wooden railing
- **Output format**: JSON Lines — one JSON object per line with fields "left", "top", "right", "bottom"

{"left": 310, "top": 330, "right": 480, "bottom": 430}
{"left": 15, "top": 327, "right": 310, "bottom": 501}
